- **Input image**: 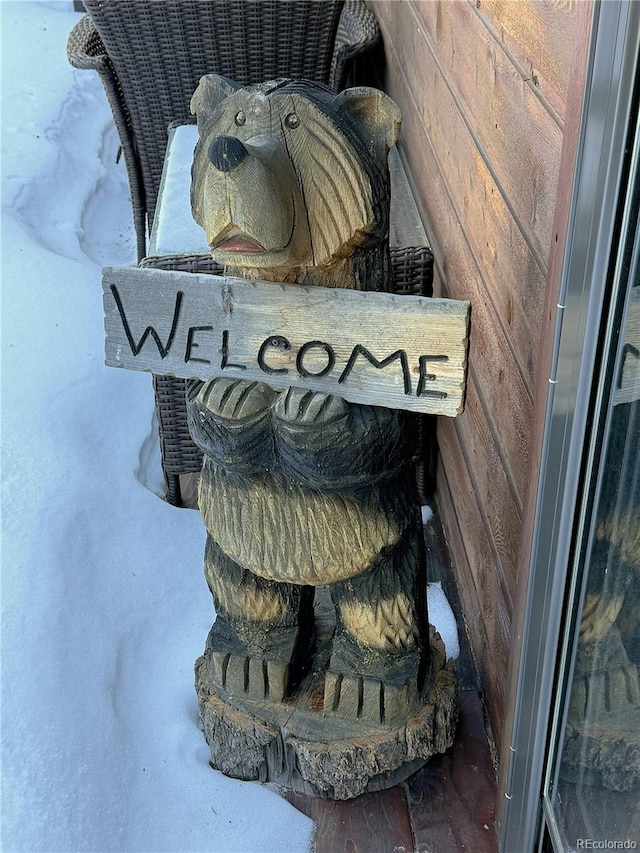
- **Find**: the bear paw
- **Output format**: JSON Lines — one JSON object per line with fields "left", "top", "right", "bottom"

{"left": 187, "top": 378, "right": 277, "bottom": 471}
{"left": 274, "top": 388, "right": 349, "bottom": 425}
{"left": 197, "top": 377, "right": 275, "bottom": 422}
{"left": 323, "top": 669, "right": 420, "bottom": 728}
{"left": 208, "top": 649, "right": 290, "bottom": 705}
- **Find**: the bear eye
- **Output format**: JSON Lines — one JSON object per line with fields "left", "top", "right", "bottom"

{"left": 234, "top": 111, "right": 246, "bottom": 127}
{"left": 285, "top": 113, "right": 300, "bottom": 129}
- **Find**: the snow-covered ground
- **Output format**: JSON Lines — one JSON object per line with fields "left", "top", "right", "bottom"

{"left": 1, "top": 4, "right": 316, "bottom": 850}
{"left": 1, "top": 4, "right": 458, "bottom": 851}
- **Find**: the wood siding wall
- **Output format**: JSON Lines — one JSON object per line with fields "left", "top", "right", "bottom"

{"left": 371, "top": 0, "right": 580, "bottom": 752}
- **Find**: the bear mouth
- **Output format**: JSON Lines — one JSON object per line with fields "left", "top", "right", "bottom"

{"left": 214, "top": 233, "right": 265, "bottom": 254}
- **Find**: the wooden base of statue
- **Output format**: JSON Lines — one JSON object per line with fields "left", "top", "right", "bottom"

{"left": 195, "top": 594, "right": 457, "bottom": 799}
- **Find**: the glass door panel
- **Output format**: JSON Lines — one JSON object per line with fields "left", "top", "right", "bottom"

{"left": 545, "top": 218, "right": 640, "bottom": 850}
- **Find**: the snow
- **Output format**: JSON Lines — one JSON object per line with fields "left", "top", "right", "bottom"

{"left": 427, "top": 581, "right": 460, "bottom": 661}
{"left": 149, "top": 125, "right": 206, "bottom": 256}
{"left": 1, "top": 4, "right": 458, "bottom": 851}
{"left": 1, "top": 4, "right": 314, "bottom": 851}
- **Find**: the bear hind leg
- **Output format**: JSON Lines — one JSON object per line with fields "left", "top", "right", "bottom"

{"left": 204, "top": 535, "right": 315, "bottom": 704}
{"left": 324, "top": 523, "right": 429, "bottom": 727}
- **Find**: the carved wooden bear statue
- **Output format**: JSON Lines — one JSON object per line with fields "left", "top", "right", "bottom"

{"left": 187, "top": 75, "right": 456, "bottom": 797}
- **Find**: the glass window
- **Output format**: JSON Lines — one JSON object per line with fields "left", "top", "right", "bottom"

{"left": 548, "top": 283, "right": 640, "bottom": 850}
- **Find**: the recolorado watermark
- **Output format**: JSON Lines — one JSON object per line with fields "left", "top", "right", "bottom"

{"left": 576, "top": 841, "right": 637, "bottom": 850}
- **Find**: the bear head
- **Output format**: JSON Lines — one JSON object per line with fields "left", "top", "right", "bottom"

{"left": 190, "top": 75, "right": 401, "bottom": 273}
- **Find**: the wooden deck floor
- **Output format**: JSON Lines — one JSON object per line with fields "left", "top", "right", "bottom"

{"left": 287, "top": 515, "right": 499, "bottom": 853}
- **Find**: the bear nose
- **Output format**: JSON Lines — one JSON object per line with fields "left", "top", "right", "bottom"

{"left": 208, "top": 136, "right": 249, "bottom": 172}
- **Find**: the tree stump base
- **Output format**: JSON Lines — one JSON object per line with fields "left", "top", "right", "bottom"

{"left": 195, "top": 622, "right": 458, "bottom": 800}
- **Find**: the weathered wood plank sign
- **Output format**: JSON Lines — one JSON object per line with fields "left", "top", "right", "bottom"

{"left": 103, "top": 266, "right": 470, "bottom": 417}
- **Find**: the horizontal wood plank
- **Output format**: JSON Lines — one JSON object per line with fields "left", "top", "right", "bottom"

{"left": 288, "top": 786, "right": 415, "bottom": 853}
{"left": 411, "top": 124, "right": 532, "bottom": 490}
{"left": 437, "top": 417, "right": 515, "bottom": 630}
{"left": 379, "top": 5, "right": 547, "bottom": 389}
{"left": 437, "top": 426, "right": 512, "bottom": 745}
{"left": 380, "top": 96, "right": 533, "bottom": 501}
{"left": 436, "top": 511, "right": 507, "bottom": 751}
{"left": 405, "top": 691, "right": 498, "bottom": 852}
{"left": 103, "top": 266, "right": 470, "bottom": 416}
{"left": 475, "top": 0, "right": 578, "bottom": 123}
{"left": 374, "top": 0, "right": 583, "bottom": 787}
{"left": 454, "top": 372, "right": 523, "bottom": 605}
{"left": 410, "top": 0, "right": 563, "bottom": 269}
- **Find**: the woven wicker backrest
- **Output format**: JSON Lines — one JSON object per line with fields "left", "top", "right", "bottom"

{"left": 81, "top": 0, "right": 346, "bottom": 231}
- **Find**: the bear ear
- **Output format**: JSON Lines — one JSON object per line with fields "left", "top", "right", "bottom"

{"left": 190, "top": 74, "right": 241, "bottom": 128}
{"left": 333, "top": 87, "right": 401, "bottom": 154}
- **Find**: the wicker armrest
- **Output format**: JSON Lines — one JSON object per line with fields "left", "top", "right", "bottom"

{"left": 331, "top": 0, "right": 380, "bottom": 89}
{"left": 67, "top": 14, "right": 146, "bottom": 260}
{"left": 67, "top": 13, "right": 109, "bottom": 72}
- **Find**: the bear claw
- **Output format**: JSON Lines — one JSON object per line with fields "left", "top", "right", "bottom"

{"left": 274, "top": 388, "right": 348, "bottom": 425}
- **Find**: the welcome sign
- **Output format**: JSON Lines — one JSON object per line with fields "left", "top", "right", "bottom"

{"left": 103, "top": 266, "right": 470, "bottom": 416}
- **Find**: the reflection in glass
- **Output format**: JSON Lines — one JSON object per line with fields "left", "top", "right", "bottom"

{"left": 552, "top": 287, "right": 640, "bottom": 849}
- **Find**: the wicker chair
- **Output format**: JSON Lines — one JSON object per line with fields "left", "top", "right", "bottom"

{"left": 67, "top": 2, "right": 434, "bottom": 507}
{"left": 67, "top": 0, "right": 380, "bottom": 261}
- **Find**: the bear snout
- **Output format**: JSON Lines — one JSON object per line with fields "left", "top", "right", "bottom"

{"left": 208, "top": 135, "right": 249, "bottom": 173}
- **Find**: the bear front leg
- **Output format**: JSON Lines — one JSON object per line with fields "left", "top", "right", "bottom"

{"left": 273, "top": 388, "right": 415, "bottom": 489}
{"left": 324, "top": 516, "right": 430, "bottom": 728}
{"left": 203, "top": 535, "right": 315, "bottom": 704}
{"left": 186, "top": 377, "right": 276, "bottom": 474}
